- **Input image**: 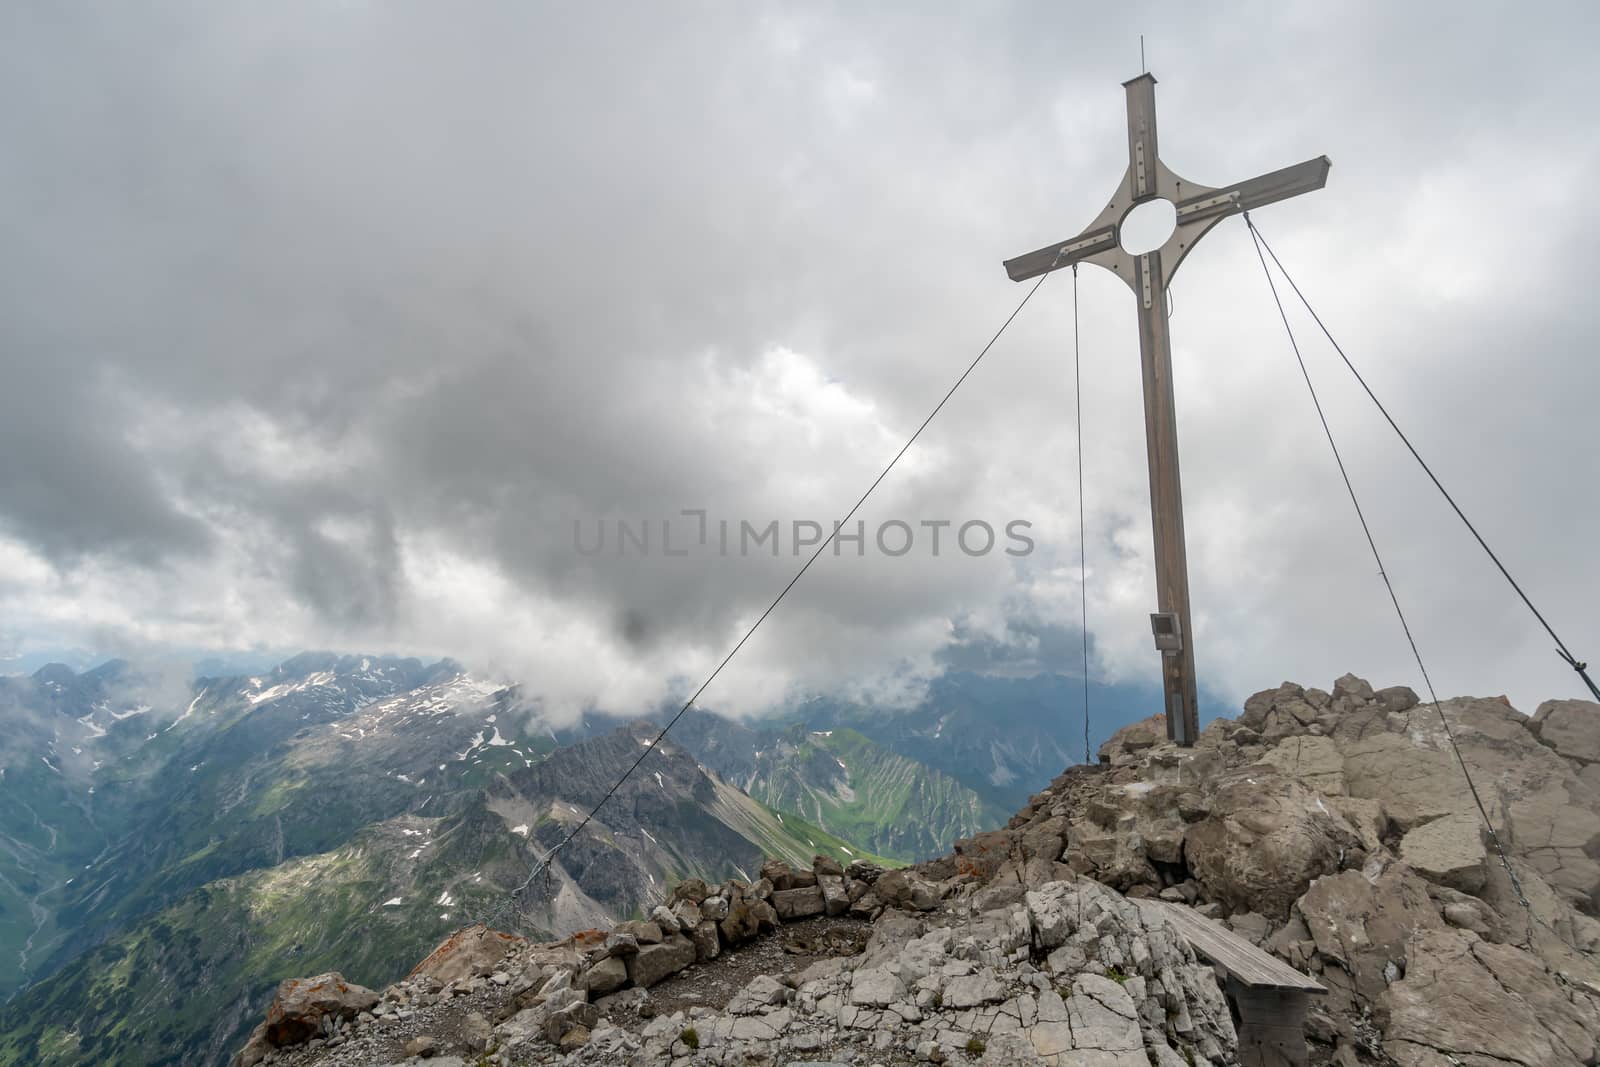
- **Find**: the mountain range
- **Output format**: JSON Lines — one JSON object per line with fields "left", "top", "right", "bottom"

{"left": 0, "top": 652, "right": 1162, "bottom": 1065}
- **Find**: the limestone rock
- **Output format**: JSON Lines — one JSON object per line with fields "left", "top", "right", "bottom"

{"left": 611, "top": 919, "right": 663, "bottom": 945}
{"left": 1341, "top": 697, "right": 1530, "bottom": 829}
{"left": 670, "top": 877, "right": 710, "bottom": 904}
{"left": 817, "top": 873, "right": 849, "bottom": 916}
{"left": 1296, "top": 864, "right": 1443, "bottom": 1005}
{"left": 848, "top": 966, "right": 905, "bottom": 1007}
{"left": 1256, "top": 734, "right": 1346, "bottom": 795}
{"left": 1185, "top": 772, "right": 1362, "bottom": 919}
{"left": 1098, "top": 714, "right": 1167, "bottom": 763}
{"left": 846, "top": 858, "right": 885, "bottom": 882}
{"left": 1385, "top": 927, "right": 1589, "bottom": 1067}
{"left": 1327, "top": 795, "right": 1388, "bottom": 852}
{"left": 953, "top": 829, "right": 1017, "bottom": 882}
{"left": 874, "top": 869, "right": 939, "bottom": 911}
{"left": 1503, "top": 778, "right": 1600, "bottom": 910}
{"left": 760, "top": 858, "right": 816, "bottom": 890}
{"left": 727, "top": 973, "right": 786, "bottom": 1014}
{"left": 718, "top": 888, "right": 778, "bottom": 944}
{"left": 262, "top": 972, "right": 380, "bottom": 1047}
{"left": 406, "top": 925, "right": 528, "bottom": 986}
{"left": 624, "top": 934, "right": 696, "bottom": 989}
{"left": 1466, "top": 935, "right": 1599, "bottom": 1064}
{"left": 689, "top": 918, "right": 720, "bottom": 962}
{"left": 1240, "top": 682, "right": 1323, "bottom": 740}
{"left": 1065, "top": 822, "right": 1157, "bottom": 890}
{"left": 1063, "top": 973, "right": 1144, "bottom": 1057}
{"left": 847, "top": 888, "right": 883, "bottom": 919}
{"left": 460, "top": 1011, "right": 492, "bottom": 1052}
{"left": 670, "top": 898, "right": 701, "bottom": 931}
{"left": 1398, "top": 813, "right": 1488, "bottom": 892}
{"left": 943, "top": 969, "right": 1005, "bottom": 1007}
{"left": 556, "top": 1023, "right": 591, "bottom": 1051}
{"left": 1429, "top": 885, "right": 1502, "bottom": 938}
{"left": 771, "top": 884, "right": 826, "bottom": 920}
{"left": 602, "top": 930, "right": 639, "bottom": 958}
{"left": 1242, "top": 682, "right": 1301, "bottom": 729}
{"left": 1332, "top": 673, "right": 1376, "bottom": 703}
{"left": 1375, "top": 685, "right": 1420, "bottom": 713}
{"left": 1529, "top": 698, "right": 1600, "bottom": 766}
{"left": 1224, "top": 911, "right": 1272, "bottom": 946}
{"left": 543, "top": 999, "right": 600, "bottom": 1045}
{"left": 579, "top": 956, "right": 628, "bottom": 996}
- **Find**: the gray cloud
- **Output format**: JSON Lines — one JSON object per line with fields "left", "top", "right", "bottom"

{"left": 0, "top": 2, "right": 1595, "bottom": 719}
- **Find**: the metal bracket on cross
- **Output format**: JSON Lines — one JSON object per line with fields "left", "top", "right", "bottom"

{"left": 1005, "top": 76, "right": 1330, "bottom": 292}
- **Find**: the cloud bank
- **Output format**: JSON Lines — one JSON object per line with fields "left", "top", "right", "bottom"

{"left": 1, "top": 2, "right": 1595, "bottom": 720}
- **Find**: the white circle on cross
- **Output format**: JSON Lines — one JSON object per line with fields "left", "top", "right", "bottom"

{"left": 1118, "top": 198, "right": 1177, "bottom": 255}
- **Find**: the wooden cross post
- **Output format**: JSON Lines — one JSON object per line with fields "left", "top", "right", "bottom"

{"left": 1004, "top": 74, "right": 1330, "bottom": 746}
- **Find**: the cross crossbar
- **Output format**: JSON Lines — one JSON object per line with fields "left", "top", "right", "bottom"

{"left": 1004, "top": 156, "right": 1330, "bottom": 284}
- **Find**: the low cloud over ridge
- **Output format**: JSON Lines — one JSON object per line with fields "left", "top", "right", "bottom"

{"left": 1, "top": 4, "right": 1595, "bottom": 720}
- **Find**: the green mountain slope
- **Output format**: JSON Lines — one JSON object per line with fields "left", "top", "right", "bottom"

{"left": 705, "top": 777, "right": 898, "bottom": 873}
{"left": 0, "top": 655, "right": 985, "bottom": 1067}
{"left": 0, "top": 761, "right": 113, "bottom": 1000}
{"left": 669, "top": 712, "right": 1005, "bottom": 861}
{"left": 23, "top": 662, "right": 544, "bottom": 993}
{"left": 0, "top": 720, "right": 890, "bottom": 1067}
{"left": 0, "top": 812, "right": 505, "bottom": 1067}
{"left": 745, "top": 727, "right": 1005, "bottom": 861}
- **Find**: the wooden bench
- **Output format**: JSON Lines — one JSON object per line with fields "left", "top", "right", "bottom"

{"left": 1137, "top": 899, "right": 1326, "bottom": 1067}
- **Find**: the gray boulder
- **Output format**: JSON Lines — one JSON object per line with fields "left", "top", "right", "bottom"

{"left": 718, "top": 889, "right": 778, "bottom": 944}
{"left": 818, "top": 873, "right": 849, "bottom": 916}
{"left": 1398, "top": 813, "right": 1488, "bottom": 892}
{"left": 772, "top": 885, "right": 826, "bottom": 920}
{"left": 1385, "top": 927, "right": 1597, "bottom": 1067}
{"left": 689, "top": 919, "right": 720, "bottom": 962}
{"left": 874, "top": 869, "right": 939, "bottom": 911}
{"left": 579, "top": 956, "right": 628, "bottom": 996}
{"left": 624, "top": 933, "right": 696, "bottom": 989}
{"left": 1296, "top": 864, "right": 1444, "bottom": 1005}
{"left": 1185, "top": 772, "right": 1362, "bottom": 919}
{"left": 1529, "top": 698, "right": 1600, "bottom": 766}
{"left": 262, "top": 972, "right": 380, "bottom": 1047}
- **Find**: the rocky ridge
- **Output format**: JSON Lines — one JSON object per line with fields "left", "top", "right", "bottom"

{"left": 234, "top": 858, "right": 1235, "bottom": 1067}
{"left": 1009, "top": 674, "right": 1600, "bottom": 1066}
{"left": 233, "top": 676, "right": 1600, "bottom": 1067}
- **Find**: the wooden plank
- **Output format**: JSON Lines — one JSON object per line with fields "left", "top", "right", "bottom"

{"left": 1138, "top": 900, "right": 1326, "bottom": 993}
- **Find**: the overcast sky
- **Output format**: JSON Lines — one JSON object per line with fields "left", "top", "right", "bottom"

{"left": 1, "top": 2, "right": 1595, "bottom": 721}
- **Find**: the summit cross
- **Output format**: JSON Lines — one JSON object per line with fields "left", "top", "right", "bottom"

{"left": 1004, "top": 73, "right": 1330, "bottom": 746}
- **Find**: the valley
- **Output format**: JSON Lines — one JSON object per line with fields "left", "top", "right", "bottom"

{"left": 0, "top": 652, "right": 1163, "bottom": 1065}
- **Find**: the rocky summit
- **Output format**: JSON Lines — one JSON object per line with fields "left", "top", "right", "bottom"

{"left": 232, "top": 676, "right": 1600, "bottom": 1067}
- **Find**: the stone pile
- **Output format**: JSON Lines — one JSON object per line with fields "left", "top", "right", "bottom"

{"left": 628, "top": 877, "right": 1235, "bottom": 1067}
{"left": 231, "top": 856, "right": 923, "bottom": 1066}
{"left": 583, "top": 855, "right": 907, "bottom": 996}
{"left": 233, "top": 859, "right": 1238, "bottom": 1066}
